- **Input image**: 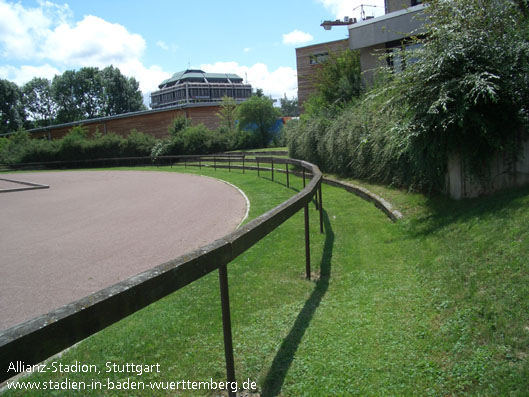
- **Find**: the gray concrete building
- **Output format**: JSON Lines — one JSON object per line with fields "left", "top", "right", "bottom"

{"left": 349, "top": 0, "right": 425, "bottom": 85}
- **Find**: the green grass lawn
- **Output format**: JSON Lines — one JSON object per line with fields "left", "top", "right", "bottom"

{"left": 3, "top": 165, "right": 529, "bottom": 396}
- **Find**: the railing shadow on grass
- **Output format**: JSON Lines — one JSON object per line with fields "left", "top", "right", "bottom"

{"left": 261, "top": 209, "right": 334, "bottom": 397}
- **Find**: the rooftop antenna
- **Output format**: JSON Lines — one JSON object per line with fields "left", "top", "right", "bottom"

{"left": 321, "top": 3, "right": 383, "bottom": 29}
{"left": 352, "top": 4, "right": 383, "bottom": 20}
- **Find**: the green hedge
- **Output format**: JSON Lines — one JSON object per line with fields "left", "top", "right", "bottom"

{"left": 0, "top": 126, "right": 157, "bottom": 165}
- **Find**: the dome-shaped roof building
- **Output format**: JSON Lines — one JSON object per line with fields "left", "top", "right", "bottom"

{"left": 150, "top": 69, "right": 252, "bottom": 109}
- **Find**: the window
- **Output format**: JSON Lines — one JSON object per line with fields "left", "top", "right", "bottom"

{"left": 309, "top": 52, "right": 328, "bottom": 65}
{"left": 386, "top": 42, "right": 422, "bottom": 73}
{"left": 411, "top": 0, "right": 422, "bottom": 6}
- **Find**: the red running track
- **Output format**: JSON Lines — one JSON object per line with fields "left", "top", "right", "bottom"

{"left": 0, "top": 171, "right": 248, "bottom": 331}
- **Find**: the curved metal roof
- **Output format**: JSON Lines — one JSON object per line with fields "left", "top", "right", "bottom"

{"left": 158, "top": 69, "right": 244, "bottom": 88}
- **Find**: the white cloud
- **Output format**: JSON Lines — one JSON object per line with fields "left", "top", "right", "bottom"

{"left": 282, "top": 30, "right": 314, "bottom": 46}
{"left": 156, "top": 40, "right": 169, "bottom": 51}
{"left": 199, "top": 61, "right": 297, "bottom": 99}
{"left": 156, "top": 40, "right": 178, "bottom": 53}
{"left": 0, "top": 64, "right": 61, "bottom": 85}
{"left": 316, "top": 0, "right": 385, "bottom": 20}
{"left": 116, "top": 59, "right": 170, "bottom": 93}
{"left": 0, "top": 0, "right": 58, "bottom": 59}
{"left": 0, "top": 0, "right": 299, "bottom": 104}
{"left": 0, "top": 0, "right": 166, "bottom": 96}
{"left": 0, "top": 1, "right": 145, "bottom": 66}
{"left": 42, "top": 15, "right": 146, "bottom": 67}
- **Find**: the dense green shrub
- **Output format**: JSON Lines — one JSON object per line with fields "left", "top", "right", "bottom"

{"left": 2, "top": 126, "right": 159, "bottom": 165}
{"left": 288, "top": 0, "right": 529, "bottom": 192}
{"left": 394, "top": 0, "right": 529, "bottom": 186}
{"left": 238, "top": 95, "right": 280, "bottom": 148}
{"left": 121, "top": 129, "right": 157, "bottom": 157}
{"left": 287, "top": 85, "right": 425, "bottom": 188}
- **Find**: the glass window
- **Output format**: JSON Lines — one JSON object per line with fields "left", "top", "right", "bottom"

{"left": 309, "top": 52, "right": 329, "bottom": 65}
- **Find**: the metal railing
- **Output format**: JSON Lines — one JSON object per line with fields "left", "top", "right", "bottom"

{"left": 0, "top": 155, "right": 324, "bottom": 396}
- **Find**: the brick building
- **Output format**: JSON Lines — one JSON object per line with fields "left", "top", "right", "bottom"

{"left": 295, "top": 39, "right": 349, "bottom": 110}
{"left": 29, "top": 70, "right": 252, "bottom": 140}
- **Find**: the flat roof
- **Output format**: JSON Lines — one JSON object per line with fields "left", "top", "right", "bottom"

{"left": 25, "top": 102, "right": 224, "bottom": 135}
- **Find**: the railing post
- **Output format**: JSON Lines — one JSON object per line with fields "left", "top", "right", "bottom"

{"left": 257, "top": 158, "right": 260, "bottom": 177}
{"left": 314, "top": 186, "right": 319, "bottom": 211}
{"left": 199, "top": 158, "right": 202, "bottom": 170}
{"left": 271, "top": 158, "right": 274, "bottom": 182}
{"left": 319, "top": 182, "right": 324, "bottom": 234}
{"left": 286, "top": 162, "right": 290, "bottom": 188}
{"left": 218, "top": 264, "right": 236, "bottom": 397}
{"left": 302, "top": 168, "right": 306, "bottom": 188}
{"left": 228, "top": 157, "right": 231, "bottom": 172}
{"left": 214, "top": 157, "right": 216, "bottom": 171}
{"left": 304, "top": 204, "right": 311, "bottom": 280}
{"left": 242, "top": 156, "right": 245, "bottom": 174}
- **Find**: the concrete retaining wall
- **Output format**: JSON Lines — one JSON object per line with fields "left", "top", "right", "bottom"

{"left": 446, "top": 139, "right": 529, "bottom": 199}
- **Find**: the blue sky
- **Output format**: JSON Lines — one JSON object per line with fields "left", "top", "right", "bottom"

{"left": 0, "top": 0, "right": 385, "bottom": 104}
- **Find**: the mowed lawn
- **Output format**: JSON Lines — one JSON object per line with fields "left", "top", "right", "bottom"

{"left": 3, "top": 165, "right": 529, "bottom": 396}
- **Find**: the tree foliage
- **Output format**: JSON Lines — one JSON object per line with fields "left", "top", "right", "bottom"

{"left": 0, "top": 79, "right": 25, "bottom": 134}
{"left": 21, "top": 77, "right": 56, "bottom": 128}
{"left": 1, "top": 66, "right": 147, "bottom": 131}
{"left": 237, "top": 95, "right": 280, "bottom": 147}
{"left": 305, "top": 49, "right": 363, "bottom": 116}
{"left": 50, "top": 66, "right": 145, "bottom": 124}
{"left": 101, "top": 66, "right": 144, "bottom": 116}
{"left": 279, "top": 95, "right": 299, "bottom": 117}
{"left": 216, "top": 96, "right": 238, "bottom": 131}
{"left": 395, "top": 0, "right": 529, "bottom": 181}
{"left": 289, "top": 0, "right": 529, "bottom": 191}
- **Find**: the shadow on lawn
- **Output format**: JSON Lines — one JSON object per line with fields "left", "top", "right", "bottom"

{"left": 261, "top": 210, "right": 334, "bottom": 397}
{"left": 406, "top": 184, "right": 529, "bottom": 237}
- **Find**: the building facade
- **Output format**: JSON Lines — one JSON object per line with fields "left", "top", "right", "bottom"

{"left": 296, "top": 0, "right": 425, "bottom": 109}
{"left": 30, "top": 103, "right": 227, "bottom": 140}
{"left": 349, "top": 0, "right": 425, "bottom": 85}
{"left": 295, "top": 39, "right": 349, "bottom": 110}
{"left": 150, "top": 69, "right": 252, "bottom": 109}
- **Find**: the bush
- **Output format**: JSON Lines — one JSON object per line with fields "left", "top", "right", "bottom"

{"left": 288, "top": 0, "right": 529, "bottom": 192}
{"left": 121, "top": 129, "right": 156, "bottom": 157}
{"left": 287, "top": 81, "right": 431, "bottom": 190}
{"left": 394, "top": 0, "right": 529, "bottom": 184}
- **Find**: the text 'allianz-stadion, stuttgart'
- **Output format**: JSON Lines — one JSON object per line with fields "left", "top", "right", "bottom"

{"left": 150, "top": 69, "right": 253, "bottom": 109}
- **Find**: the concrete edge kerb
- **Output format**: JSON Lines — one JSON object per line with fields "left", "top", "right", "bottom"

{"left": 322, "top": 177, "right": 403, "bottom": 221}
{"left": 203, "top": 163, "right": 403, "bottom": 222}
{"left": 198, "top": 174, "right": 250, "bottom": 229}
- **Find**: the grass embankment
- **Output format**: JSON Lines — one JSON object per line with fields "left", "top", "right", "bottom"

{"left": 3, "top": 166, "right": 529, "bottom": 396}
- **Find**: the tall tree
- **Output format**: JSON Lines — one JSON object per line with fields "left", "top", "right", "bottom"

{"left": 51, "top": 66, "right": 145, "bottom": 124}
{"left": 75, "top": 67, "right": 105, "bottom": 119}
{"left": 0, "top": 79, "right": 25, "bottom": 134}
{"left": 52, "top": 70, "right": 83, "bottom": 123}
{"left": 238, "top": 95, "right": 280, "bottom": 147}
{"left": 22, "top": 77, "right": 56, "bottom": 127}
{"left": 216, "top": 96, "right": 238, "bottom": 131}
{"left": 102, "top": 65, "right": 144, "bottom": 115}
{"left": 312, "top": 49, "right": 363, "bottom": 109}
{"left": 280, "top": 94, "right": 300, "bottom": 117}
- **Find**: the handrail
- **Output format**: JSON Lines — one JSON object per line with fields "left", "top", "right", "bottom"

{"left": 0, "top": 155, "right": 323, "bottom": 395}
